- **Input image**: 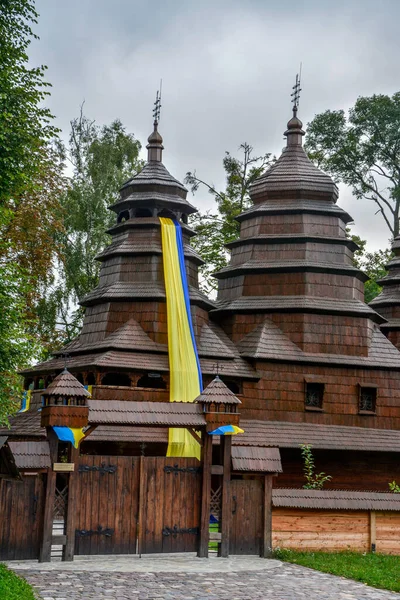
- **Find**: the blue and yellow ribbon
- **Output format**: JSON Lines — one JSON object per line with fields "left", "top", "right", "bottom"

{"left": 52, "top": 426, "right": 85, "bottom": 449}
{"left": 19, "top": 390, "right": 31, "bottom": 413}
{"left": 160, "top": 217, "right": 202, "bottom": 458}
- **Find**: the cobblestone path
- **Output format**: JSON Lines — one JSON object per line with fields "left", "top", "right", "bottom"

{"left": 12, "top": 558, "right": 400, "bottom": 600}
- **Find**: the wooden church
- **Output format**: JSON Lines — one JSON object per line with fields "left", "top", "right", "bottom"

{"left": 2, "top": 95, "right": 400, "bottom": 560}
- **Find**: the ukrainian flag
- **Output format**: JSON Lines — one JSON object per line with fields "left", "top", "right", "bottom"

{"left": 160, "top": 217, "right": 202, "bottom": 459}
{"left": 52, "top": 426, "right": 85, "bottom": 449}
{"left": 19, "top": 390, "right": 31, "bottom": 413}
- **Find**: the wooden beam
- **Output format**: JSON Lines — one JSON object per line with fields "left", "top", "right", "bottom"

{"left": 62, "top": 445, "right": 79, "bottom": 561}
{"left": 370, "top": 510, "right": 376, "bottom": 553}
{"left": 198, "top": 432, "right": 212, "bottom": 557}
{"left": 262, "top": 475, "right": 273, "bottom": 558}
{"left": 39, "top": 429, "right": 58, "bottom": 563}
{"left": 83, "top": 425, "right": 98, "bottom": 439}
{"left": 219, "top": 435, "right": 231, "bottom": 558}
{"left": 137, "top": 455, "right": 145, "bottom": 557}
{"left": 187, "top": 428, "right": 203, "bottom": 446}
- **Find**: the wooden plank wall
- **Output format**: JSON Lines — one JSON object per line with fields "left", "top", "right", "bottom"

{"left": 376, "top": 512, "right": 400, "bottom": 555}
{"left": 272, "top": 508, "right": 400, "bottom": 554}
{"left": 0, "top": 475, "right": 45, "bottom": 560}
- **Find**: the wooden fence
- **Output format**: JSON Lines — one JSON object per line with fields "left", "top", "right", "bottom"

{"left": 272, "top": 508, "right": 400, "bottom": 554}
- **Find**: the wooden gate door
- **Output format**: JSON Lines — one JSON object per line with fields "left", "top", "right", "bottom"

{"left": 230, "top": 479, "right": 263, "bottom": 555}
{"left": 75, "top": 455, "right": 139, "bottom": 555}
{"left": 0, "top": 475, "right": 45, "bottom": 560}
{"left": 140, "top": 457, "right": 202, "bottom": 554}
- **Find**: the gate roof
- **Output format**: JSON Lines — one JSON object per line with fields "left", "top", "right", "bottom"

{"left": 88, "top": 400, "right": 206, "bottom": 427}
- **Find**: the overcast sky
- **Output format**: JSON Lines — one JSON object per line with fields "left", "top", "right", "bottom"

{"left": 31, "top": 0, "right": 400, "bottom": 251}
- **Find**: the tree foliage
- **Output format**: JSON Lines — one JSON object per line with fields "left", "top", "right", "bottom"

{"left": 0, "top": 0, "right": 58, "bottom": 205}
{"left": 305, "top": 93, "right": 400, "bottom": 237}
{"left": 350, "top": 232, "right": 392, "bottom": 303}
{"left": 300, "top": 444, "right": 332, "bottom": 490}
{"left": 185, "top": 143, "right": 272, "bottom": 294}
{"left": 0, "top": 1, "right": 66, "bottom": 420}
{"left": 50, "top": 111, "right": 144, "bottom": 339}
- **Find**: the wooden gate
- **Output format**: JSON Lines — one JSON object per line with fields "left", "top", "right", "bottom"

{"left": 140, "top": 457, "right": 202, "bottom": 554}
{"left": 74, "top": 455, "right": 202, "bottom": 555}
{"left": 75, "top": 455, "right": 140, "bottom": 555}
{"left": 230, "top": 479, "right": 263, "bottom": 555}
{"left": 0, "top": 475, "right": 45, "bottom": 560}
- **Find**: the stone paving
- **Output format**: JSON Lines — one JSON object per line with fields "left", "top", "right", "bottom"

{"left": 8, "top": 554, "right": 400, "bottom": 600}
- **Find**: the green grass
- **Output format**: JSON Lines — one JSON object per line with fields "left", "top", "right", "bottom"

{"left": 209, "top": 522, "right": 219, "bottom": 552}
{"left": 273, "top": 549, "right": 400, "bottom": 593}
{"left": 0, "top": 564, "right": 37, "bottom": 600}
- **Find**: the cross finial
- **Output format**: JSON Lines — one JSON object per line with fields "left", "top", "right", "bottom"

{"left": 152, "top": 81, "right": 162, "bottom": 126}
{"left": 290, "top": 65, "right": 302, "bottom": 116}
{"left": 61, "top": 353, "right": 70, "bottom": 370}
{"left": 212, "top": 362, "right": 222, "bottom": 377}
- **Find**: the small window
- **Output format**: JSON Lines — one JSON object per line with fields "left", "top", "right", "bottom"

{"left": 87, "top": 372, "right": 96, "bottom": 385}
{"left": 137, "top": 373, "right": 167, "bottom": 389}
{"left": 359, "top": 387, "right": 377, "bottom": 413}
{"left": 101, "top": 372, "right": 131, "bottom": 386}
{"left": 221, "top": 379, "right": 241, "bottom": 395}
{"left": 305, "top": 382, "right": 324, "bottom": 410}
{"left": 158, "top": 208, "right": 175, "bottom": 219}
{"left": 135, "top": 208, "right": 152, "bottom": 218}
{"left": 117, "top": 210, "right": 130, "bottom": 223}
{"left": 75, "top": 372, "right": 84, "bottom": 385}
{"left": 24, "top": 378, "right": 34, "bottom": 391}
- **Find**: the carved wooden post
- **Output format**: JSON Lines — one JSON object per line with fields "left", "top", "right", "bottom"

{"left": 219, "top": 435, "right": 231, "bottom": 557}
{"left": 62, "top": 445, "right": 79, "bottom": 561}
{"left": 39, "top": 429, "right": 58, "bottom": 563}
{"left": 198, "top": 431, "right": 212, "bottom": 557}
{"left": 262, "top": 475, "right": 273, "bottom": 557}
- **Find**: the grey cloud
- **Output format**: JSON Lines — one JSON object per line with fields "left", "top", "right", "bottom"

{"left": 32, "top": 0, "right": 400, "bottom": 250}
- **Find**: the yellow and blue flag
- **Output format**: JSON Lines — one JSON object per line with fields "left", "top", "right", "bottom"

{"left": 84, "top": 385, "right": 93, "bottom": 397}
{"left": 160, "top": 217, "right": 202, "bottom": 459}
{"left": 18, "top": 390, "right": 31, "bottom": 413}
{"left": 208, "top": 425, "right": 244, "bottom": 436}
{"left": 52, "top": 426, "right": 85, "bottom": 449}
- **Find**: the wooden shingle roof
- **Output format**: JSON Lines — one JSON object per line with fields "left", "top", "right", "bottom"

{"left": 194, "top": 376, "right": 241, "bottom": 405}
{"left": 272, "top": 488, "right": 400, "bottom": 511}
{"left": 232, "top": 446, "right": 282, "bottom": 473}
{"left": 42, "top": 369, "right": 90, "bottom": 398}
{"left": 87, "top": 400, "right": 206, "bottom": 427}
{"left": 237, "top": 420, "right": 400, "bottom": 452}
{"left": 8, "top": 441, "right": 51, "bottom": 469}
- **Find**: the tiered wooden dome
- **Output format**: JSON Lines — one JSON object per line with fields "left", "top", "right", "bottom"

{"left": 213, "top": 110, "right": 385, "bottom": 359}
{"left": 370, "top": 236, "right": 400, "bottom": 347}
{"left": 22, "top": 121, "right": 257, "bottom": 398}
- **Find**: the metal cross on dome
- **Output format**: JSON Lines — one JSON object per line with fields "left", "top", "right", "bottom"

{"left": 152, "top": 81, "right": 162, "bottom": 126}
{"left": 290, "top": 66, "right": 302, "bottom": 115}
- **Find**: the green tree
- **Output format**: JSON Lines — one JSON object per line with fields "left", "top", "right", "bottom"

{"left": 52, "top": 111, "right": 144, "bottom": 338}
{"left": 0, "top": 0, "right": 66, "bottom": 417}
{"left": 300, "top": 444, "right": 332, "bottom": 490}
{"left": 0, "top": 0, "right": 58, "bottom": 205}
{"left": 349, "top": 231, "right": 392, "bottom": 303}
{"left": 305, "top": 93, "right": 400, "bottom": 237}
{"left": 185, "top": 143, "right": 272, "bottom": 294}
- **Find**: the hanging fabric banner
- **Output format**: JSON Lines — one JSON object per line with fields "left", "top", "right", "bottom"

{"left": 52, "top": 426, "right": 85, "bottom": 449}
{"left": 84, "top": 385, "right": 93, "bottom": 397}
{"left": 18, "top": 390, "right": 31, "bottom": 413}
{"left": 160, "top": 217, "right": 202, "bottom": 459}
